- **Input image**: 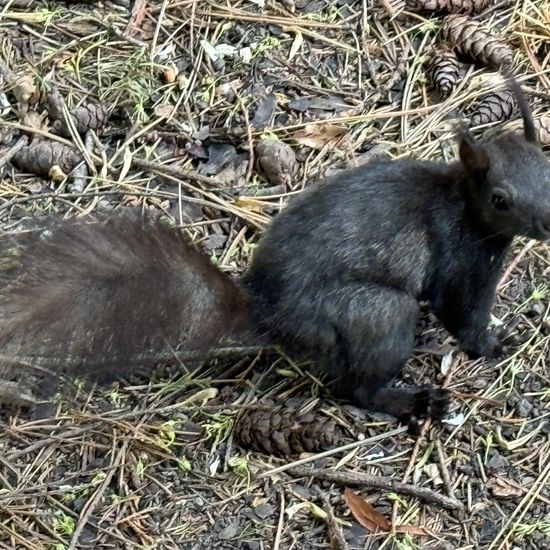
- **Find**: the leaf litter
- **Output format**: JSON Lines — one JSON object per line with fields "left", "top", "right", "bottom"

{"left": 0, "top": 0, "right": 549, "bottom": 549}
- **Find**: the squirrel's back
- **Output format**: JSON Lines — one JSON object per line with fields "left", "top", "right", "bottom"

{"left": 243, "top": 159, "right": 459, "bottom": 333}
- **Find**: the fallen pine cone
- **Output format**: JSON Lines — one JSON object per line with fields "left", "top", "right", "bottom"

{"left": 471, "top": 90, "right": 515, "bottom": 126}
{"left": 534, "top": 116, "right": 550, "bottom": 145}
{"left": 13, "top": 139, "right": 83, "bottom": 176}
{"left": 429, "top": 48, "right": 460, "bottom": 97}
{"left": 443, "top": 15, "right": 514, "bottom": 69}
{"left": 47, "top": 89, "right": 109, "bottom": 137}
{"left": 234, "top": 401, "right": 344, "bottom": 456}
{"left": 407, "top": 0, "right": 491, "bottom": 14}
{"left": 53, "top": 103, "right": 109, "bottom": 137}
{"left": 255, "top": 138, "right": 297, "bottom": 187}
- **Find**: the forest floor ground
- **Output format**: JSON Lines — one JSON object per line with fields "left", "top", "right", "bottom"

{"left": 0, "top": 1, "right": 549, "bottom": 549}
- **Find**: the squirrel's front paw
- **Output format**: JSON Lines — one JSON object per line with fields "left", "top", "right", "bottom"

{"left": 463, "top": 332, "right": 504, "bottom": 359}
{"left": 406, "top": 386, "right": 450, "bottom": 435}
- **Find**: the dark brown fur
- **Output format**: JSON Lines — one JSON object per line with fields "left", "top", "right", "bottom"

{"left": 0, "top": 212, "right": 248, "bottom": 405}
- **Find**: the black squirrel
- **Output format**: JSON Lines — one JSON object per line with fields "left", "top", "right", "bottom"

{"left": 1, "top": 79, "right": 549, "bottom": 426}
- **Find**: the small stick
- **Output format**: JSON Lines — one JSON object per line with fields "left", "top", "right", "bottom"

{"left": 67, "top": 439, "right": 127, "bottom": 550}
{"left": 391, "top": 355, "right": 460, "bottom": 526}
{"left": 435, "top": 438, "right": 456, "bottom": 500}
{"left": 70, "top": 131, "right": 94, "bottom": 193}
{"left": 318, "top": 492, "right": 350, "bottom": 550}
{"left": 127, "top": 0, "right": 148, "bottom": 36}
{"left": 378, "top": 0, "right": 396, "bottom": 18}
{"left": 273, "top": 489, "right": 285, "bottom": 550}
{"left": 131, "top": 157, "right": 229, "bottom": 191}
{"left": 236, "top": 87, "right": 254, "bottom": 183}
{"left": 497, "top": 240, "right": 535, "bottom": 290}
{"left": 0, "top": 134, "right": 28, "bottom": 170}
{"left": 287, "top": 466, "right": 463, "bottom": 510}
{"left": 391, "top": 419, "right": 432, "bottom": 532}
{"left": 452, "top": 390, "right": 502, "bottom": 407}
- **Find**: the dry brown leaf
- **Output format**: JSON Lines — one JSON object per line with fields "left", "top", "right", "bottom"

{"left": 292, "top": 123, "right": 347, "bottom": 150}
{"left": 20, "top": 110, "right": 48, "bottom": 131}
{"left": 343, "top": 489, "right": 391, "bottom": 532}
{"left": 154, "top": 104, "right": 176, "bottom": 118}
{"left": 288, "top": 30, "right": 303, "bottom": 61}
{"left": 12, "top": 74, "right": 36, "bottom": 104}
{"left": 487, "top": 477, "right": 523, "bottom": 498}
{"left": 343, "top": 489, "right": 434, "bottom": 537}
{"left": 233, "top": 197, "right": 268, "bottom": 214}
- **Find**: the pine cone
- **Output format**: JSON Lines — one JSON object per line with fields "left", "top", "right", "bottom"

{"left": 534, "top": 115, "right": 550, "bottom": 145}
{"left": 235, "top": 402, "right": 343, "bottom": 456}
{"left": 47, "top": 89, "right": 109, "bottom": 137}
{"left": 13, "top": 139, "right": 83, "bottom": 176}
{"left": 255, "top": 138, "right": 297, "bottom": 187}
{"left": 471, "top": 91, "right": 515, "bottom": 126}
{"left": 407, "top": 0, "right": 490, "bottom": 14}
{"left": 443, "top": 15, "right": 514, "bottom": 69}
{"left": 429, "top": 48, "right": 460, "bottom": 97}
{"left": 53, "top": 103, "right": 109, "bottom": 137}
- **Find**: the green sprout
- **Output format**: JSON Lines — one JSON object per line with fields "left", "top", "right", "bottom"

{"left": 53, "top": 512, "right": 75, "bottom": 536}
{"left": 204, "top": 413, "right": 234, "bottom": 452}
{"left": 177, "top": 457, "right": 192, "bottom": 473}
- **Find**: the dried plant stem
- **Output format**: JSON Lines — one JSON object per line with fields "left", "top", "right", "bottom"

{"left": 288, "top": 466, "right": 463, "bottom": 510}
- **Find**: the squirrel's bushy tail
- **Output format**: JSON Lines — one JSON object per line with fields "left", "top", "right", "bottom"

{"left": 0, "top": 211, "right": 249, "bottom": 409}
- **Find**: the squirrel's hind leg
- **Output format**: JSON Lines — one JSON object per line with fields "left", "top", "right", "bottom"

{"left": 316, "top": 283, "right": 449, "bottom": 424}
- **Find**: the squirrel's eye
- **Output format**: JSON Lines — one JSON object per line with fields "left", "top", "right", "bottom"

{"left": 491, "top": 193, "right": 508, "bottom": 211}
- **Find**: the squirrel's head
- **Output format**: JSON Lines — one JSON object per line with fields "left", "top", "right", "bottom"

{"left": 459, "top": 80, "right": 550, "bottom": 241}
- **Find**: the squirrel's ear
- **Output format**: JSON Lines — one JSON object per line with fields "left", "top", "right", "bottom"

{"left": 506, "top": 77, "right": 538, "bottom": 144}
{"left": 459, "top": 131, "right": 489, "bottom": 177}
